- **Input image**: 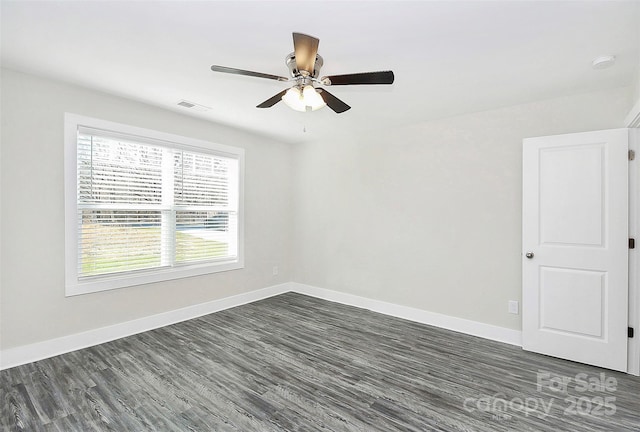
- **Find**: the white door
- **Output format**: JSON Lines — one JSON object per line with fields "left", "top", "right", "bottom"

{"left": 522, "top": 129, "right": 629, "bottom": 372}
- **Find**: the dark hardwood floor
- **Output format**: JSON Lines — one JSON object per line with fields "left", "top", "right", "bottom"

{"left": 1, "top": 292, "right": 639, "bottom": 431}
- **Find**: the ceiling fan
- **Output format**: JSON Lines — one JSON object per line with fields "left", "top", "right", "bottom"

{"left": 210, "top": 32, "right": 394, "bottom": 114}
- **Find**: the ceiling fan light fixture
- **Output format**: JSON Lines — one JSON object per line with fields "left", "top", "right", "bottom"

{"left": 281, "top": 85, "right": 326, "bottom": 112}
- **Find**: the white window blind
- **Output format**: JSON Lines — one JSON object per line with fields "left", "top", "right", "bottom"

{"left": 65, "top": 114, "right": 243, "bottom": 295}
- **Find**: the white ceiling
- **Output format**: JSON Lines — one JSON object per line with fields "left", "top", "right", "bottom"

{"left": 2, "top": 1, "right": 639, "bottom": 144}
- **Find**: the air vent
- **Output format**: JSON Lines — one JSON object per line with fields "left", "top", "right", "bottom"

{"left": 177, "top": 100, "right": 211, "bottom": 112}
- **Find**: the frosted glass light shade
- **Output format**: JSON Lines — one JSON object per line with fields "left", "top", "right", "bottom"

{"left": 281, "top": 85, "right": 326, "bottom": 112}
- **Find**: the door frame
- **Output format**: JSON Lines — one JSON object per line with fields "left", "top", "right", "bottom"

{"left": 628, "top": 129, "right": 640, "bottom": 375}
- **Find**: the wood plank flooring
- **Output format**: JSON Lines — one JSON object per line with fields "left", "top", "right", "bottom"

{"left": 1, "top": 292, "right": 639, "bottom": 431}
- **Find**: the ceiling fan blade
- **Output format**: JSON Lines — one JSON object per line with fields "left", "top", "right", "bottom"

{"left": 211, "top": 65, "right": 289, "bottom": 82}
{"left": 256, "top": 89, "right": 288, "bottom": 108}
{"left": 292, "top": 32, "right": 319, "bottom": 76}
{"left": 321, "top": 71, "right": 395, "bottom": 86}
{"left": 317, "top": 88, "right": 351, "bottom": 113}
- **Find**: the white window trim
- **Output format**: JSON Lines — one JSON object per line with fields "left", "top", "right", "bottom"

{"left": 64, "top": 113, "right": 245, "bottom": 296}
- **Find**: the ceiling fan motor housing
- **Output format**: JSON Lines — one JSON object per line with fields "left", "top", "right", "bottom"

{"left": 286, "top": 53, "right": 323, "bottom": 79}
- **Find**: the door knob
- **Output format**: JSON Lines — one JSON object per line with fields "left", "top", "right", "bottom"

{"left": 525, "top": 252, "right": 534, "bottom": 259}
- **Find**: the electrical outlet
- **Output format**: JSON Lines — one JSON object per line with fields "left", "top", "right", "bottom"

{"left": 272, "top": 266, "right": 279, "bottom": 276}
{"left": 508, "top": 300, "right": 519, "bottom": 315}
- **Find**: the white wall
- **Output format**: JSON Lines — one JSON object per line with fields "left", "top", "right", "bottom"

{"left": 0, "top": 66, "right": 635, "bottom": 357}
{"left": 629, "top": 27, "right": 640, "bottom": 125}
{"left": 635, "top": 63, "right": 640, "bottom": 105}
{"left": 291, "top": 87, "right": 632, "bottom": 331}
{"left": 0, "top": 68, "right": 3, "bottom": 352}
{"left": 0, "top": 69, "right": 292, "bottom": 350}
{"left": 635, "top": 21, "right": 640, "bottom": 104}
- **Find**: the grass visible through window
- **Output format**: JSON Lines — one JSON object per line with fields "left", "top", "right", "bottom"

{"left": 81, "top": 224, "right": 228, "bottom": 277}
{"left": 176, "top": 230, "right": 229, "bottom": 264}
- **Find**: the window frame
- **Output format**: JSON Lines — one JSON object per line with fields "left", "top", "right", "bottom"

{"left": 64, "top": 113, "right": 244, "bottom": 296}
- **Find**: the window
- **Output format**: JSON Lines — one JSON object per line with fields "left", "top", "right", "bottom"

{"left": 65, "top": 114, "right": 244, "bottom": 296}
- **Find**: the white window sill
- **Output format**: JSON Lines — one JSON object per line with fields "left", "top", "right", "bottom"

{"left": 66, "top": 259, "right": 244, "bottom": 297}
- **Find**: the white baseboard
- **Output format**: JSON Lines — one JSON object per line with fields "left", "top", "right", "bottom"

{"left": 0, "top": 283, "right": 290, "bottom": 370}
{"left": 1, "top": 281, "right": 523, "bottom": 371}
{"left": 289, "top": 282, "right": 523, "bottom": 346}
